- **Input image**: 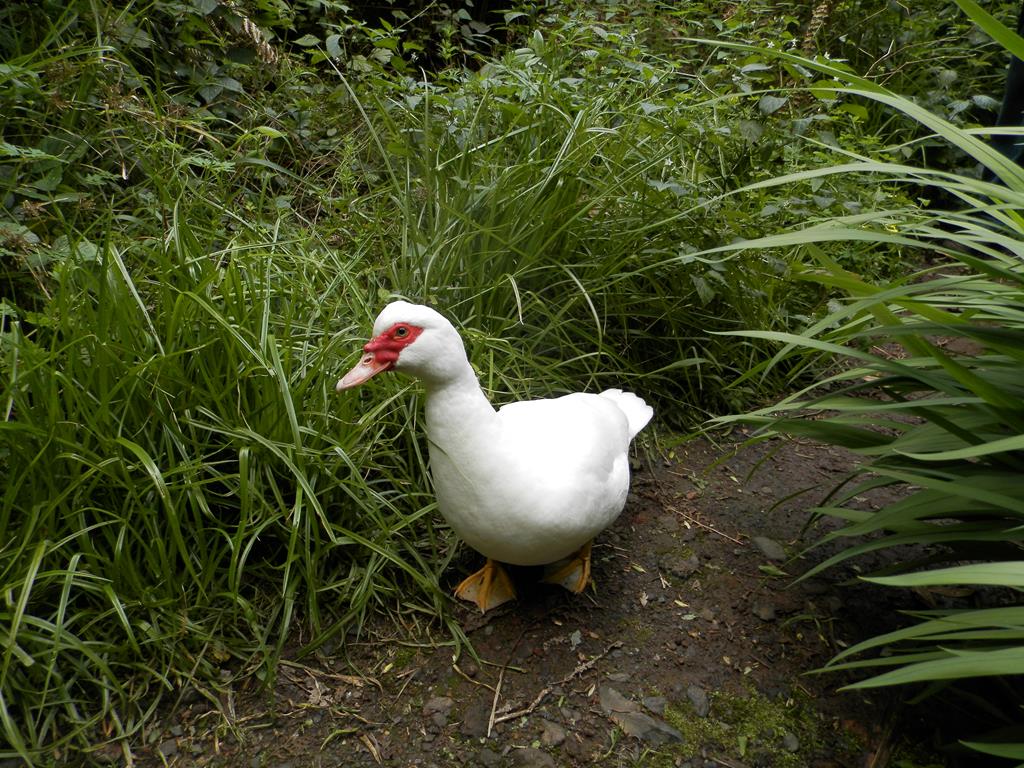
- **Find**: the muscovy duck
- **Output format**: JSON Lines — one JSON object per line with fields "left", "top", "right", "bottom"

{"left": 337, "top": 301, "right": 653, "bottom": 612}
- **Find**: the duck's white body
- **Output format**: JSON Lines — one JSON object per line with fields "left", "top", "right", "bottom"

{"left": 338, "top": 301, "right": 653, "bottom": 603}
{"left": 427, "top": 383, "right": 649, "bottom": 565}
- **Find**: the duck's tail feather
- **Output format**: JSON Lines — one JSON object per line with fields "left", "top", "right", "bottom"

{"left": 599, "top": 388, "right": 654, "bottom": 440}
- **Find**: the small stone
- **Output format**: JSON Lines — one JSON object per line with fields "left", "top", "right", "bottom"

{"left": 158, "top": 738, "right": 178, "bottom": 758}
{"left": 423, "top": 695, "right": 454, "bottom": 718}
{"left": 474, "top": 747, "right": 503, "bottom": 767}
{"left": 782, "top": 731, "right": 800, "bottom": 752}
{"left": 425, "top": 696, "right": 454, "bottom": 730}
{"left": 686, "top": 684, "right": 710, "bottom": 717}
{"left": 461, "top": 700, "right": 491, "bottom": 738}
{"left": 752, "top": 536, "right": 786, "bottom": 562}
{"left": 511, "top": 746, "right": 556, "bottom": 767}
{"left": 599, "top": 685, "right": 639, "bottom": 715}
{"left": 642, "top": 696, "right": 667, "bottom": 715}
{"left": 169, "top": 724, "right": 183, "bottom": 737}
{"left": 540, "top": 720, "right": 566, "bottom": 747}
{"left": 660, "top": 553, "right": 700, "bottom": 580}
{"left": 613, "top": 711, "right": 683, "bottom": 745}
{"left": 559, "top": 706, "right": 582, "bottom": 723}
{"left": 752, "top": 601, "right": 777, "bottom": 621}
{"left": 606, "top": 671, "right": 630, "bottom": 683}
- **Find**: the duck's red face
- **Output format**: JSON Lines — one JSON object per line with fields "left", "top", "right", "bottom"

{"left": 336, "top": 322, "right": 424, "bottom": 390}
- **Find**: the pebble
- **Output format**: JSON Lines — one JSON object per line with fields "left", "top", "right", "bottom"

{"left": 511, "top": 746, "right": 556, "bottom": 767}
{"left": 474, "top": 747, "right": 503, "bottom": 767}
{"left": 642, "top": 695, "right": 667, "bottom": 715}
{"left": 599, "top": 685, "right": 682, "bottom": 746}
{"left": 540, "top": 719, "right": 566, "bottom": 747}
{"left": 461, "top": 700, "right": 491, "bottom": 738}
{"left": 752, "top": 600, "right": 777, "bottom": 621}
{"left": 423, "top": 696, "right": 454, "bottom": 717}
{"left": 613, "top": 710, "right": 684, "bottom": 745}
{"left": 661, "top": 552, "right": 700, "bottom": 580}
{"left": 606, "top": 671, "right": 631, "bottom": 683}
{"left": 599, "top": 685, "right": 638, "bottom": 714}
{"left": 423, "top": 695, "right": 454, "bottom": 728}
{"left": 782, "top": 731, "right": 800, "bottom": 752}
{"left": 752, "top": 536, "right": 786, "bottom": 562}
{"left": 158, "top": 738, "right": 178, "bottom": 758}
{"left": 686, "top": 684, "right": 710, "bottom": 717}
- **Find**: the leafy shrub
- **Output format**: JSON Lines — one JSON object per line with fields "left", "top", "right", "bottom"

{"left": 0, "top": 0, "right": 988, "bottom": 762}
{"left": 718, "top": 1, "right": 1024, "bottom": 758}
{"left": 346, "top": 13, "right": 919, "bottom": 418}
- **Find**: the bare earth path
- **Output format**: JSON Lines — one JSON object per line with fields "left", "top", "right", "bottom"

{"left": 132, "top": 436, "right": 946, "bottom": 768}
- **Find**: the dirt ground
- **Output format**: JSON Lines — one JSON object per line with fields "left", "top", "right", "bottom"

{"left": 128, "top": 435, "right": 962, "bottom": 768}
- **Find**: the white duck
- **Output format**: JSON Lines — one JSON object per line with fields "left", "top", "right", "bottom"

{"left": 337, "top": 301, "right": 653, "bottom": 612}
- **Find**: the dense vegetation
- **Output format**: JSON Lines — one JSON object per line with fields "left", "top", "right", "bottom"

{"left": 1, "top": 0, "right": 1022, "bottom": 764}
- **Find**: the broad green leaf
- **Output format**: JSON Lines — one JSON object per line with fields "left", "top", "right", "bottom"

{"left": 959, "top": 741, "right": 1024, "bottom": 760}
{"left": 952, "top": 0, "right": 1024, "bottom": 59}
{"left": 898, "top": 432, "right": 1024, "bottom": 461}
{"left": 843, "top": 647, "right": 1024, "bottom": 688}
{"left": 866, "top": 562, "right": 1024, "bottom": 588}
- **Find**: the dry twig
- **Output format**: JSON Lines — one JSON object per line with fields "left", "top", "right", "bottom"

{"left": 493, "top": 640, "right": 623, "bottom": 724}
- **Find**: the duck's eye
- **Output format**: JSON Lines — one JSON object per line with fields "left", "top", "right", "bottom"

{"left": 394, "top": 325, "right": 409, "bottom": 338}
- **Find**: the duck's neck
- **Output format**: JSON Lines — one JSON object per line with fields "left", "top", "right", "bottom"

{"left": 423, "top": 366, "right": 498, "bottom": 451}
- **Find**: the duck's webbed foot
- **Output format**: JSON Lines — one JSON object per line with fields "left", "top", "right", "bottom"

{"left": 454, "top": 558, "right": 516, "bottom": 613}
{"left": 542, "top": 540, "right": 592, "bottom": 594}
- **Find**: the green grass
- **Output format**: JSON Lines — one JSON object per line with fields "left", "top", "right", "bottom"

{"left": 1, "top": 5, "right": 829, "bottom": 759}
{"left": 2, "top": 0, "right": 1016, "bottom": 763}
{"left": 712, "top": 0, "right": 1024, "bottom": 758}
{"left": 1, "top": 218, "right": 468, "bottom": 759}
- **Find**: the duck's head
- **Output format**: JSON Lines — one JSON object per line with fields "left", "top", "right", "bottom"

{"left": 336, "top": 300, "right": 469, "bottom": 391}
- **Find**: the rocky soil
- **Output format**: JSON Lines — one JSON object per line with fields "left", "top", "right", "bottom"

{"left": 129, "top": 435, "right": 957, "bottom": 768}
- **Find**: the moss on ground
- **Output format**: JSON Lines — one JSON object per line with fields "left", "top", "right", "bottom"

{"left": 653, "top": 686, "right": 864, "bottom": 768}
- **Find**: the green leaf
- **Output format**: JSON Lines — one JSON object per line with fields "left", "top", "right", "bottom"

{"left": 866, "top": 562, "right": 1024, "bottom": 589}
{"left": 843, "top": 647, "right": 1024, "bottom": 688}
{"left": 952, "top": 0, "right": 1024, "bottom": 59}
{"left": 898, "top": 432, "right": 1024, "bottom": 461}
{"left": 757, "top": 94, "right": 787, "bottom": 115}
{"left": 959, "top": 741, "right": 1024, "bottom": 760}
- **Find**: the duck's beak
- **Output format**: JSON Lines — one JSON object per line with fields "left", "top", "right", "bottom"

{"left": 336, "top": 352, "right": 392, "bottom": 391}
